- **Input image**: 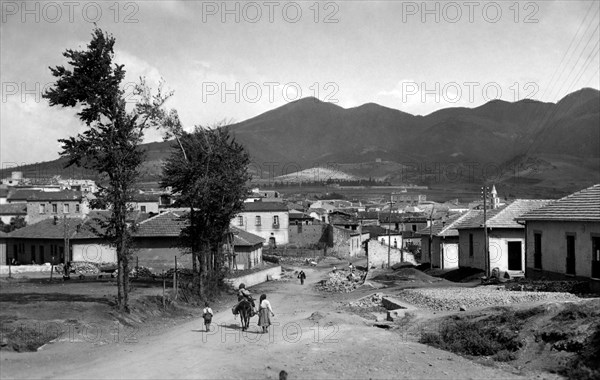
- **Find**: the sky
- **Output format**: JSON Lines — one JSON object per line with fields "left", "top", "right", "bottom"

{"left": 1, "top": 0, "right": 599, "bottom": 166}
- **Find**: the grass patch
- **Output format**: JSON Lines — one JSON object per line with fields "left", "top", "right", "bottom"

{"left": 561, "top": 324, "right": 600, "bottom": 380}
{"left": 419, "top": 311, "right": 528, "bottom": 359}
{"left": 2, "top": 323, "right": 63, "bottom": 352}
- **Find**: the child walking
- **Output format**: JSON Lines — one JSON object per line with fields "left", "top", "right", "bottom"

{"left": 202, "top": 302, "right": 213, "bottom": 332}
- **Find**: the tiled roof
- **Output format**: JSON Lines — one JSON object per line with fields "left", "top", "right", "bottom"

{"left": 330, "top": 214, "right": 359, "bottom": 225}
{"left": 357, "top": 211, "right": 380, "bottom": 220}
{"left": 289, "top": 212, "right": 313, "bottom": 220}
{"left": 133, "top": 211, "right": 187, "bottom": 237}
{"left": 241, "top": 202, "right": 289, "bottom": 212}
{"left": 6, "top": 211, "right": 151, "bottom": 240}
{"left": 380, "top": 212, "right": 427, "bottom": 224}
{"left": 362, "top": 225, "right": 392, "bottom": 238}
{"left": 230, "top": 226, "right": 264, "bottom": 246}
{"left": 0, "top": 230, "right": 8, "bottom": 238}
{"left": 131, "top": 193, "right": 160, "bottom": 202}
{"left": 417, "top": 212, "right": 470, "bottom": 237}
{"left": 0, "top": 203, "right": 27, "bottom": 215}
{"left": 456, "top": 200, "right": 554, "bottom": 229}
{"left": 7, "top": 217, "right": 97, "bottom": 240}
{"left": 0, "top": 188, "right": 9, "bottom": 197}
{"left": 8, "top": 189, "right": 83, "bottom": 202}
{"left": 518, "top": 184, "right": 600, "bottom": 222}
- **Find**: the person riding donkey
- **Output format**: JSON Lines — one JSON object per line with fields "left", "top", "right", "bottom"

{"left": 232, "top": 283, "right": 256, "bottom": 316}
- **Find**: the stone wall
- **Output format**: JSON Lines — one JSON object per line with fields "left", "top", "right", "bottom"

{"left": 330, "top": 226, "right": 368, "bottom": 258}
{"left": 288, "top": 224, "right": 327, "bottom": 247}
{"left": 367, "top": 239, "right": 416, "bottom": 268}
{"left": 225, "top": 265, "right": 282, "bottom": 289}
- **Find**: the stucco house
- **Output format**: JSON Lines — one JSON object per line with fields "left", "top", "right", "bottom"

{"left": 455, "top": 199, "right": 553, "bottom": 278}
{"left": 516, "top": 184, "right": 600, "bottom": 285}
{"left": 419, "top": 212, "right": 470, "bottom": 269}
{"left": 4, "top": 210, "right": 265, "bottom": 271}
{"left": 130, "top": 193, "right": 160, "bottom": 214}
{"left": 7, "top": 189, "right": 91, "bottom": 224}
{"left": 379, "top": 213, "right": 429, "bottom": 233}
{"left": 309, "top": 208, "right": 331, "bottom": 224}
{"left": 229, "top": 226, "right": 265, "bottom": 270}
{"left": 232, "top": 202, "right": 289, "bottom": 246}
{"left": 5, "top": 213, "right": 118, "bottom": 265}
{"left": 330, "top": 226, "right": 369, "bottom": 258}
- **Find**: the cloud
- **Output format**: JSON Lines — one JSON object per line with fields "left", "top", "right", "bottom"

{"left": 1, "top": 97, "right": 84, "bottom": 166}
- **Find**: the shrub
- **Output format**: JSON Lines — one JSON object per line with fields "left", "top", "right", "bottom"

{"left": 419, "top": 315, "right": 523, "bottom": 358}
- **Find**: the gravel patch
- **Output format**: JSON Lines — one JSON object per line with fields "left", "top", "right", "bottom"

{"left": 395, "top": 286, "right": 580, "bottom": 311}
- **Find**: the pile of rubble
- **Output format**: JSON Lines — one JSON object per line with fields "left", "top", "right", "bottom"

{"left": 348, "top": 293, "right": 383, "bottom": 308}
{"left": 72, "top": 262, "right": 100, "bottom": 275}
{"left": 316, "top": 269, "right": 366, "bottom": 293}
{"left": 396, "top": 286, "right": 580, "bottom": 311}
{"left": 505, "top": 280, "right": 590, "bottom": 294}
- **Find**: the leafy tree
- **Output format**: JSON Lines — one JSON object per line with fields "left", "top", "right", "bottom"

{"left": 0, "top": 217, "right": 26, "bottom": 233}
{"left": 161, "top": 126, "right": 250, "bottom": 296}
{"left": 43, "top": 28, "right": 175, "bottom": 311}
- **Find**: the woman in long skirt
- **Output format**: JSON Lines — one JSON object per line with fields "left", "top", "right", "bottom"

{"left": 258, "top": 293, "right": 275, "bottom": 333}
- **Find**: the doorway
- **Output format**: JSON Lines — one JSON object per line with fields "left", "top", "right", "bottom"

{"left": 507, "top": 241, "right": 522, "bottom": 271}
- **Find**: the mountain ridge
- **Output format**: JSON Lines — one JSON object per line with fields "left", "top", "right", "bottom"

{"left": 2, "top": 88, "right": 598, "bottom": 196}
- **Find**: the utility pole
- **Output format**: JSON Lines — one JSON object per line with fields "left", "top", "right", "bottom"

{"left": 482, "top": 185, "right": 490, "bottom": 278}
{"left": 428, "top": 207, "right": 434, "bottom": 269}
{"left": 63, "top": 215, "right": 69, "bottom": 266}
{"left": 387, "top": 194, "right": 395, "bottom": 268}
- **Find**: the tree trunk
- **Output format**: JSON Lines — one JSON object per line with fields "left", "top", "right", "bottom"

{"left": 117, "top": 255, "right": 124, "bottom": 308}
{"left": 190, "top": 207, "right": 200, "bottom": 295}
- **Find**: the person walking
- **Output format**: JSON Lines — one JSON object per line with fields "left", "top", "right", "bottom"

{"left": 258, "top": 294, "right": 275, "bottom": 334}
{"left": 202, "top": 302, "right": 213, "bottom": 332}
{"left": 298, "top": 270, "right": 306, "bottom": 285}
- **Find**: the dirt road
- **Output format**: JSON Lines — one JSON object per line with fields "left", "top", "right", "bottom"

{"left": 1, "top": 267, "right": 527, "bottom": 379}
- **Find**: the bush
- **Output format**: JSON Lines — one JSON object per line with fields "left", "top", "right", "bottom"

{"left": 419, "top": 315, "right": 523, "bottom": 358}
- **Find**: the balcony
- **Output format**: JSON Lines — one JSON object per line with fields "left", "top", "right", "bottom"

{"left": 272, "top": 223, "right": 280, "bottom": 229}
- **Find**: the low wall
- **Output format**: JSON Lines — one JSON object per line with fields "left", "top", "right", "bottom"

{"left": 225, "top": 265, "right": 282, "bottom": 289}
{"left": 367, "top": 240, "right": 416, "bottom": 268}
{"left": 0, "top": 264, "right": 53, "bottom": 275}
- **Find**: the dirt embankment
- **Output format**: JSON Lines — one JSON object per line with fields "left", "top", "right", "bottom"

{"left": 417, "top": 299, "right": 600, "bottom": 379}
{"left": 0, "top": 276, "right": 234, "bottom": 353}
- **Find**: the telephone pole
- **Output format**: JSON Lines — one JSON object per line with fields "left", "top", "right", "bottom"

{"left": 387, "top": 195, "right": 395, "bottom": 268}
{"left": 428, "top": 207, "right": 435, "bottom": 268}
{"left": 482, "top": 185, "right": 490, "bottom": 278}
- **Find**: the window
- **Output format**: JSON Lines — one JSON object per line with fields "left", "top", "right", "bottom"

{"left": 412, "top": 224, "right": 417, "bottom": 232}
{"left": 39, "top": 204, "right": 46, "bottom": 214}
{"left": 75, "top": 204, "right": 80, "bottom": 213}
{"left": 63, "top": 204, "right": 70, "bottom": 213}
{"left": 592, "top": 236, "right": 600, "bottom": 279}
{"left": 273, "top": 215, "right": 279, "bottom": 226}
{"left": 469, "top": 234, "right": 474, "bottom": 257}
{"left": 566, "top": 234, "right": 576, "bottom": 275}
{"left": 140, "top": 205, "right": 146, "bottom": 213}
{"left": 255, "top": 216, "right": 261, "bottom": 226}
{"left": 238, "top": 216, "right": 243, "bottom": 226}
{"left": 52, "top": 204, "right": 58, "bottom": 213}
{"left": 534, "top": 233, "right": 542, "bottom": 269}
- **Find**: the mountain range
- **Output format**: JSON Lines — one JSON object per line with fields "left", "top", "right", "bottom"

{"left": 2, "top": 88, "right": 599, "bottom": 198}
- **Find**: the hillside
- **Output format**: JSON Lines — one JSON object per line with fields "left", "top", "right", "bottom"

{"left": 2, "top": 88, "right": 598, "bottom": 196}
